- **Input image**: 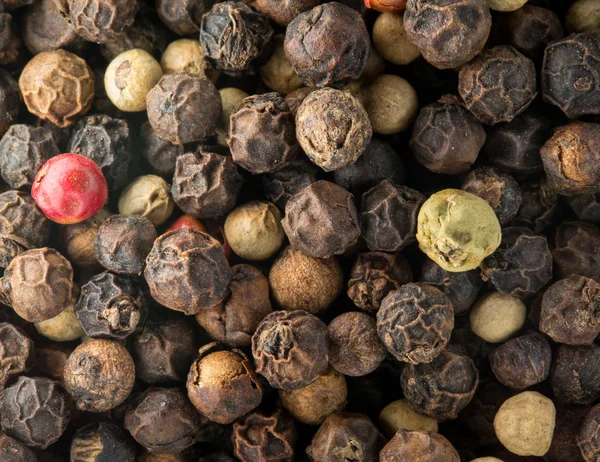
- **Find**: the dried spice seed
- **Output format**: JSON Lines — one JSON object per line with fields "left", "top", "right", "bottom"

{"left": 263, "top": 157, "right": 319, "bottom": 209}
{"left": 551, "top": 343, "right": 600, "bottom": 405}
{"left": 118, "top": 175, "right": 174, "bottom": 227}
{"left": 470, "top": 291, "right": 526, "bottom": 343}
{"left": 60, "top": 207, "right": 111, "bottom": 269}
{"left": 0, "top": 434, "right": 36, "bottom": 462}
{"left": 70, "top": 421, "right": 136, "bottom": 462}
{"left": 69, "top": 0, "right": 139, "bottom": 44}
{"left": 259, "top": 34, "right": 303, "bottom": 95}
{"left": 378, "top": 399, "right": 438, "bottom": 438}
{"left": 566, "top": 193, "right": 600, "bottom": 223}
{"left": 552, "top": 221, "right": 600, "bottom": 279}
{"left": 578, "top": 404, "right": 600, "bottom": 461}
{"left": 0, "top": 70, "right": 19, "bottom": 137}
{"left": 254, "top": 0, "right": 318, "bottom": 26}
{"left": 156, "top": 0, "right": 212, "bottom": 35}
{"left": 0, "top": 323, "right": 34, "bottom": 389}
{"left": 372, "top": 12, "right": 420, "bottom": 65}
{"left": 139, "top": 121, "right": 184, "bottom": 178}
{"left": 380, "top": 430, "right": 460, "bottom": 461}
{"left": 513, "top": 179, "right": 562, "bottom": 233}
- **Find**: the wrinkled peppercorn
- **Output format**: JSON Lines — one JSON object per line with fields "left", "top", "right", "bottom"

{"left": 377, "top": 283, "right": 454, "bottom": 364}
{"left": 199, "top": 2, "right": 273, "bottom": 75}
{"left": 552, "top": 221, "right": 600, "bottom": 279}
{"left": 380, "top": 430, "right": 460, "bottom": 461}
{"left": 513, "top": 179, "right": 562, "bottom": 232}
{"left": 404, "top": 0, "right": 492, "bottom": 69}
{"left": 232, "top": 408, "right": 297, "bottom": 462}
{"left": 566, "top": 193, "right": 600, "bottom": 223}
{"left": 282, "top": 181, "right": 360, "bottom": 258}
{"left": 252, "top": 310, "right": 329, "bottom": 390}
{"left": 0, "top": 322, "right": 34, "bottom": 389}
{"left": 0, "top": 376, "right": 69, "bottom": 449}
{"left": 254, "top": 0, "right": 318, "bottom": 26}
{"left": 0, "top": 70, "right": 18, "bottom": 137}
{"left": 147, "top": 73, "right": 222, "bottom": 145}
{"left": 0, "top": 433, "right": 36, "bottom": 462}
{"left": 60, "top": 207, "right": 110, "bottom": 268}
{"left": 69, "top": 0, "right": 138, "bottom": 43}
{"left": 284, "top": 2, "right": 370, "bottom": 88}
{"left": 542, "top": 33, "right": 600, "bottom": 118}
{"left": 296, "top": 88, "right": 372, "bottom": 172}
{"left": 187, "top": 343, "right": 263, "bottom": 424}
{"left": 401, "top": 347, "right": 479, "bottom": 420}
{"left": 360, "top": 180, "right": 425, "bottom": 252}
{"left": 118, "top": 175, "right": 174, "bottom": 227}
{"left": 94, "top": 214, "right": 156, "bottom": 275}
{"left": 144, "top": 228, "right": 231, "bottom": 314}
{"left": 196, "top": 264, "right": 272, "bottom": 347}
{"left": 140, "top": 121, "right": 184, "bottom": 178}
{"left": 229, "top": 93, "right": 298, "bottom": 174}
{"left": 551, "top": 343, "right": 600, "bottom": 404}
{"left": 489, "top": 332, "right": 551, "bottom": 390}
{"left": 262, "top": 157, "right": 318, "bottom": 209}
{"left": 480, "top": 227, "right": 553, "bottom": 298}
{"left": 171, "top": 151, "right": 243, "bottom": 219}
{"left": 156, "top": 0, "right": 212, "bottom": 35}
{"left": 64, "top": 338, "right": 135, "bottom": 412}
{"left": 578, "top": 404, "right": 600, "bottom": 461}
{"left": 410, "top": 95, "right": 486, "bottom": 175}
{"left": 70, "top": 421, "right": 136, "bottom": 462}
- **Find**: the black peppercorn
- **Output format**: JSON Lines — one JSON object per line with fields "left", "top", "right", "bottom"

{"left": 262, "top": 157, "right": 319, "bottom": 210}
{"left": 0, "top": 376, "right": 69, "bottom": 449}
{"left": 23, "top": 0, "right": 79, "bottom": 55}
{"left": 566, "top": 193, "right": 600, "bottom": 224}
{"left": 0, "top": 69, "right": 19, "bottom": 137}
{"left": 69, "top": 0, "right": 139, "bottom": 44}
{"left": 578, "top": 404, "right": 600, "bottom": 461}
{"left": 70, "top": 421, "right": 136, "bottom": 462}
{"left": 552, "top": 221, "right": 600, "bottom": 279}
{"left": 0, "top": 433, "right": 36, "bottom": 462}
{"left": 0, "top": 322, "right": 34, "bottom": 389}
{"left": 548, "top": 405, "right": 588, "bottom": 462}
{"left": 140, "top": 121, "right": 184, "bottom": 178}
{"left": 156, "top": 0, "right": 213, "bottom": 35}
{"left": 551, "top": 343, "right": 600, "bottom": 405}
{"left": 513, "top": 179, "right": 562, "bottom": 232}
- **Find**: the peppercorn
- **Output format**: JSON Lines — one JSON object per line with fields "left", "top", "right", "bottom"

{"left": 118, "top": 175, "right": 174, "bottom": 226}
{"left": 489, "top": 332, "right": 551, "bottom": 390}
{"left": 252, "top": 309, "right": 329, "bottom": 390}
{"left": 0, "top": 376, "right": 70, "bottom": 449}
{"left": 263, "top": 157, "right": 319, "bottom": 209}
{"left": 567, "top": 193, "right": 600, "bottom": 223}
{"left": 378, "top": 399, "right": 438, "bottom": 438}
{"left": 410, "top": 95, "right": 486, "bottom": 175}
{"left": 259, "top": 34, "right": 303, "bottom": 95}
{"left": 70, "top": 421, "right": 136, "bottom": 462}
{"left": 545, "top": 405, "right": 588, "bottom": 462}
{"left": 171, "top": 151, "right": 243, "bottom": 219}
{"left": 404, "top": 0, "right": 491, "bottom": 69}
{"left": 187, "top": 343, "right": 263, "bottom": 424}
{"left": 33, "top": 344, "right": 72, "bottom": 385}
{"left": 470, "top": 291, "right": 526, "bottom": 343}
{"left": 494, "top": 391, "right": 556, "bottom": 457}
{"left": 196, "top": 264, "right": 272, "bottom": 347}
{"left": 285, "top": 86, "right": 313, "bottom": 115}
{"left": 130, "top": 312, "right": 199, "bottom": 385}
{"left": 578, "top": 404, "right": 600, "bottom": 461}
{"left": 125, "top": 387, "right": 207, "bottom": 454}
{"left": 513, "top": 179, "right": 563, "bottom": 232}
{"left": 69, "top": 0, "right": 138, "bottom": 43}
{"left": 282, "top": 181, "right": 360, "bottom": 258}
{"left": 296, "top": 88, "right": 372, "bottom": 172}
{"left": 144, "top": 227, "right": 231, "bottom": 314}
{"left": 0, "top": 12, "right": 20, "bottom": 67}
{"left": 372, "top": 12, "right": 420, "bottom": 65}
{"left": 140, "top": 122, "right": 184, "bottom": 178}
{"left": 416, "top": 189, "right": 501, "bottom": 272}
{"left": 552, "top": 221, "right": 600, "bottom": 279}
{"left": 60, "top": 207, "right": 110, "bottom": 268}
{"left": 380, "top": 430, "right": 460, "bottom": 461}
{"left": 35, "top": 287, "right": 84, "bottom": 341}
{"left": 94, "top": 214, "right": 157, "bottom": 275}
{"left": 105, "top": 48, "right": 163, "bottom": 112}
{"left": 542, "top": 34, "right": 600, "bottom": 118}
{"left": 0, "top": 70, "right": 18, "bottom": 137}
{"left": 155, "top": 0, "right": 212, "bottom": 35}
{"left": 567, "top": 0, "right": 600, "bottom": 37}
{"left": 147, "top": 73, "right": 221, "bottom": 145}
{"left": 0, "top": 434, "right": 36, "bottom": 462}
{"left": 0, "top": 322, "right": 34, "bottom": 389}
{"left": 19, "top": 50, "right": 94, "bottom": 128}
{"left": 199, "top": 2, "right": 273, "bottom": 75}
{"left": 551, "top": 344, "right": 600, "bottom": 405}
{"left": 540, "top": 275, "right": 600, "bottom": 345}
{"left": 160, "top": 39, "right": 211, "bottom": 77}
{"left": 347, "top": 251, "right": 413, "bottom": 313}
{"left": 487, "top": 0, "right": 527, "bottom": 11}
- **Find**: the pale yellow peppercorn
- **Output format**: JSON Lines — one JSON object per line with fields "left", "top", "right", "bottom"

{"left": 567, "top": 0, "right": 600, "bottom": 38}
{"left": 373, "top": 12, "right": 421, "bottom": 65}
{"left": 259, "top": 34, "right": 303, "bottom": 95}
{"left": 486, "top": 0, "right": 528, "bottom": 11}
{"left": 379, "top": 399, "right": 438, "bottom": 438}
{"left": 160, "top": 39, "right": 218, "bottom": 82}
{"left": 118, "top": 175, "right": 174, "bottom": 226}
{"left": 470, "top": 292, "right": 526, "bottom": 343}
{"left": 216, "top": 87, "right": 249, "bottom": 145}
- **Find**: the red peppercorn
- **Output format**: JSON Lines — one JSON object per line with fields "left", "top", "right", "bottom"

{"left": 364, "top": 0, "right": 407, "bottom": 13}
{"left": 166, "top": 215, "right": 207, "bottom": 233}
{"left": 32, "top": 153, "right": 108, "bottom": 225}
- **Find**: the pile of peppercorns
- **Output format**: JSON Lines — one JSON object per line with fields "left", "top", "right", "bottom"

{"left": 1, "top": 0, "right": 600, "bottom": 460}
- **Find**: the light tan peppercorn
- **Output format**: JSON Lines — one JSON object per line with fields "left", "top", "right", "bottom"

{"left": 567, "top": 0, "right": 600, "bottom": 38}
{"left": 259, "top": 34, "right": 303, "bottom": 95}
{"left": 470, "top": 292, "right": 526, "bottom": 343}
{"left": 372, "top": 12, "right": 421, "bottom": 65}
{"left": 486, "top": 0, "right": 527, "bottom": 11}
{"left": 60, "top": 208, "right": 111, "bottom": 269}
{"left": 378, "top": 399, "right": 439, "bottom": 439}
{"left": 118, "top": 175, "right": 175, "bottom": 227}
{"left": 160, "top": 39, "right": 214, "bottom": 80}
{"left": 216, "top": 87, "right": 249, "bottom": 145}
{"left": 34, "top": 286, "right": 83, "bottom": 342}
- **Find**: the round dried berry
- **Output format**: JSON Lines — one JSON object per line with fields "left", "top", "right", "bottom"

{"left": 566, "top": 193, "right": 600, "bottom": 224}
{"left": 377, "top": 283, "right": 454, "bottom": 365}
{"left": 255, "top": 0, "right": 319, "bottom": 25}
{"left": 252, "top": 310, "right": 329, "bottom": 391}
{"left": 284, "top": 2, "right": 370, "bottom": 88}
{"left": 513, "top": 179, "right": 562, "bottom": 233}
{"left": 0, "top": 434, "right": 36, "bottom": 462}
{"left": 139, "top": 122, "right": 184, "bottom": 178}
{"left": 578, "top": 404, "right": 600, "bottom": 462}
{"left": 70, "top": 421, "right": 136, "bottom": 462}
{"left": 551, "top": 343, "right": 600, "bottom": 405}
{"left": 0, "top": 323, "right": 34, "bottom": 389}
{"left": 156, "top": 0, "right": 212, "bottom": 35}
{"left": 69, "top": 0, "right": 138, "bottom": 43}
{"left": 263, "top": 157, "right": 319, "bottom": 209}
{"left": 0, "top": 70, "right": 18, "bottom": 138}
{"left": 552, "top": 221, "right": 600, "bottom": 279}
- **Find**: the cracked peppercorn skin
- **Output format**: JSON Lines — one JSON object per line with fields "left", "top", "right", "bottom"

{"left": 380, "top": 430, "right": 461, "bottom": 462}
{"left": 0, "top": 434, "right": 36, "bottom": 462}
{"left": 578, "top": 404, "right": 600, "bottom": 461}
{"left": 0, "top": 322, "right": 34, "bottom": 389}
{"left": 70, "top": 421, "right": 136, "bottom": 462}
{"left": 552, "top": 221, "right": 600, "bottom": 279}
{"left": 156, "top": 0, "right": 212, "bottom": 35}
{"left": 68, "top": 0, "right": 139, "bottom": 44}
{"left": 551, "top": 343, "right": 600, "bottom": 405}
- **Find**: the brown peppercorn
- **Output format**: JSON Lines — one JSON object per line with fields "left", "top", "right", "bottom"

{"left": 379, "top": 430, "right": 460, "bottom": 462}
{"left": 548, "top": 405, "right": 588, "bottom": 462}
{"left": 171, "top": 151, "right": 243, "bottom": 219}
{"left": 228, "top": 93, "right": 298, "bottom": 174}
{"left": 64, "top": 338, "right": 135, "bottom": 412}
{"left": 199, "top": 2, "right": 273, "bottom": 75}
{"left": 94, "top": 214, "right": 157, "bottom": 275}
{"left": 328, "top": 312, "right": 386, "bottom": 377}
{"left": 0, "top": 190, "right": 52, "bottom": 268}
{"left": 360, "top": 180, "right": 425, "bottom": 252}
{"left": 147, "top": 73, "right": 221, "bottom": 145}
{"left": 404, "top": 0, "right": 492, "bottom": 69}
{"left": 262, "top": 157, "right": 319, "bottom": 210}
{"left": 552, "top": 221, "right": 600, "bottom": 279}
{"left": 0, "top": 433, "right": 36, "bottom": 462}
{"left": 187, "top": 343, "right": 263, "bottom": 424}
{"left": 18, "top": 50, "right": 94, "bottom": 128}
{"left": 401, "top": 347, "right": 479, "bottom": 420}
{"left": 480, "top": 227, "right": 553, "bottom": 298}
{"left": 196, "top": 264, "right": 272, "bottom": 348}
{"left": 0, "top": 248, "right": 73, "bottom": 323}
{"left": 140, "top": 122, "right": 184, "bottom": 178}
{"left": 551, "top": 344, "right": 600, "bottom": 405}
{"left": 282, "top": 181, "right": 360, "bottom": 258}
{"left": 377, "top": 283, "right": 454, "bottom": 365}
{"left": 125, "top": 387, "right": 207, "bottom": 454}
{"left": 567, "top": 193, "right": 600, "bottom": 223}
{"left": 540, "top": 275, "right": 600, "bottom": 345}
{"left": 347, "top": 251, "right": 413, "bottom": 313}
{"left": 513, "top": 179, "right": 563, "bottom": 233}
{"left": 307, "top": 413, "right": 385, "bottom": 462}
{"left": 0, "top": 376, "right": 69, "bottom": 449}
{"left": 279, "top": 367, "right": 347, "bottom": 425}
{"left": 70, "top": 421, "right": 136, "bottom": 462}
{"left": 252, "top": 310, "right": 329, "bottom": 390}
{"left": 489, "top": 332, "right": 552, "bottom": 390}
{"left": 578, "top": 404, "right": 600, "bottom": 461}
{"left": 296, "top": 88, "right": 372, "bottom": 172}
{"left": 541, "top": 122, "right": 600, "bottom": 196}
{"left": 118, "top": 175, "right": 175, "bottom": 227}
{"left": 254, "top": 0, "right": 318, "bottom": 25}
{"left": 232, "top": 408, "right": 297, "bottom": 462}
{"left": 284, "top": 2, "right": 370, "bottom": 88}
{"left": 60, "top": 207, "right": 110, "bottom": 268}
{"left": 155, "top": 0, "right": 212, "bottom": 35}
{"left": 285, "top": 86, "right": 313, "bottom": 115}
{"left": 269, "top": 246, "right": 343, "bottom": 315}
{"left": 542, "top": 33, "right": 600, "bottom": 119}
{"left": 68, "top": 0, "right": 138, "bottom": 43}
{"left": 0, "top": 70, "right": 18, "bottom": 138}
{"left": 144, "top": 228, "right": 231, "bottom": 314}
{"left": 458, "top": 46, "right": 537, "bottom": 125}
{"left": 0, "top": 322, "right": 34, "bottom": 389}
{"left": 410, "top": 95, "right": 486, "bottom": 175}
